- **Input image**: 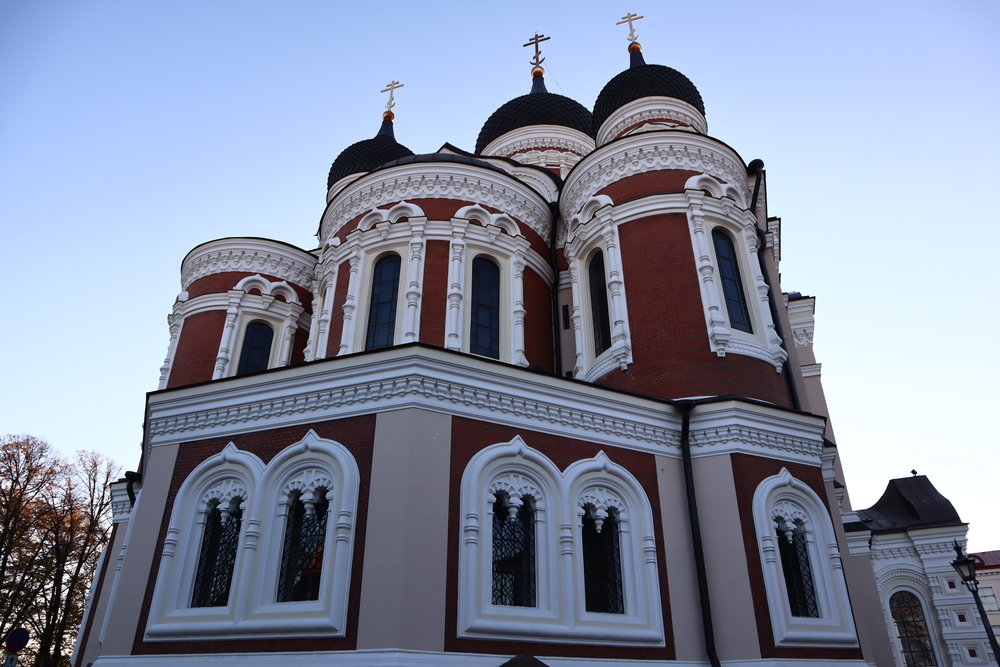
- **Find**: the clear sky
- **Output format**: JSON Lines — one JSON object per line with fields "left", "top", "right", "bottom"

{"left": 1, "top": 1, "right": 997, "bottom": 550}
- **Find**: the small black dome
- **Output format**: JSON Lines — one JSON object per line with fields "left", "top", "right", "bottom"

{"left": 327, "top": 117, "right": 414, "bottom": 190}
{"left": 593, "top": 49, "right": 704, "bottom": 133}
{"left": 476, "top": 74, "right": 593, "bottom": 154}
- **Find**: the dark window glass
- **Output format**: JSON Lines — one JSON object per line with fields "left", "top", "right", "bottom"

{"left": 582, "top": 505, "right": 624, "bottom": 614}
{"left": 365, "top": 255, "right": 401, "bottom": 350}
{"left": 277, "top": 489, "right": 329, "bottom": 602}
{"left": 712, "top": 229, "right": 753, "bottom": 333}
{"left": 236, "top": 321, "right": 274, "bottom": 375}
{"left": 470, "top": 256, "right": 501, "bottom": 359}
{"left": 890, "top": 591, "right": 938, "bottom": 666}
{"left": 588, "top": 251, "right": 612, "bottom": 355}
{"left": 776, "top": 523, "right": 819, "bottom": 617}
{"left": 191, "top": 499, "right": 243, "bottom": 607}
{"left": 491, "top": 492, "right": 536, "bottom": 607}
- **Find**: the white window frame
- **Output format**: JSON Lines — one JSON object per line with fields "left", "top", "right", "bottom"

{"left": 458, "top": 436, "right": 663, "bottom": 645}
{"left": 752, "top": 468, "right": 858, "bottom": 647}
{"left": 145, "top": 431, "right": 359, "bottom": 640}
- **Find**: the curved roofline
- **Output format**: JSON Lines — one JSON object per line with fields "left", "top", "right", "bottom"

{"left": 181, "top": 236, "right": 318, "bottom": 268}
{"left": 444, "top": 142, "right": 564, "bottom": 189}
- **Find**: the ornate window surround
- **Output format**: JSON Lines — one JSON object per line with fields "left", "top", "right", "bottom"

{"left": 565, "top": 196, "right": 633, "bottom": 381}
{"left": 145, "top": 431, "right": 359, "bottom": 640}
{"left": 883, "top": 583, "right": 943, "bottom": 667}
{"left": 752, "top": 468, "right": 858, "bottom": 647}
{"left": 458, "top": 437, "right": 664, "bottom": 645}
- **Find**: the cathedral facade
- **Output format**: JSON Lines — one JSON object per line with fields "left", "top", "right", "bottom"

{"left": 74, "top": 25, "right": 968, "bottom": 667}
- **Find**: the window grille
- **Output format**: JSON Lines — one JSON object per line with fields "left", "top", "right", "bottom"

{"left": 890, "top": 591, "right": 938, "bottom": 666}
{"left": 588, "top": 251, "right": 612, "bottom": 355}
{"left": 191, "top": 499, "right": 243, "bottom": 607}
{"left": 582, "top": 505, "right": 624, "bottom": 614}
{"left": 470, "top": 256, "right": 501, "bottom": 359}
{"left": 711, "top": 229, "right": 752, "bottom": 333}
{"left": 490, "top": 492, "right": 535, "bottom": 607}
{"left": 236, "top": 321, "right": 274, "bottom": 375}
{"left": 277, "top": 489, "right": 329, "bottom": 602}
{"left": 775, "top": 523, "right": 819, "bottom": 617}
{"left": 365, "top": 255, "right": 401, "bottom": 350}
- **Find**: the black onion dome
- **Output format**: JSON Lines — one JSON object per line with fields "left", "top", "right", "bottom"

{"left": 593, "top": 48, "right": 705, "bottom": 132}
{"left": 475, "top": 74, "right": 593, "bottom": 154}
{"left": 327, "top": 116, "right": 414, "bottom": 190}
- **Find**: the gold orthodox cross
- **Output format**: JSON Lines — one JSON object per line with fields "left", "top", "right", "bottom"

{"left": 616, "top": 13, "right": 644, "bottom": 42}
{"left": 381, "top": 80, "right": 404, "bottom": 111}
{"left": 523, "top": 33, "right": 550, "bottom": 67}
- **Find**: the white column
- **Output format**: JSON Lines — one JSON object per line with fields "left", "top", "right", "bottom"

{"left": 686, "top": 194, "right": 730, "bottom": 355}
{"left": 157, "top": 305, "right": 184, "bottom": 389}
{"left": 445, "top": 222, "right": 467, "bottom": 351}
{"left": 511, "top": 243, "right": 528, "bottom": 367}
{"left": 402, "top": 222, "right": 425, "bottom": 343}
{"left": 338, "top": 248, "right": 362, "bottom": 356}
{"left": 212, "top": 293, "right": 242, "bottom": 379}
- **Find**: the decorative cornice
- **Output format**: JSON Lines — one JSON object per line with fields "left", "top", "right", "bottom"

{"left": 321, "top": 163, "right": 551, "bottom": 245}
{"left": 561, "top": 131, "right": 749, "bottom": 222}
{"left": 597, "top": 96, "right": 708, "bottom": 146}
{"left": 482, "top": 125, "right": 594, "bottom": 162}
{"left": 181, "top": 238, "right": 317, "bottom": 290}
{"left": 688, "top": 423, "right": 824, "bottom": 459}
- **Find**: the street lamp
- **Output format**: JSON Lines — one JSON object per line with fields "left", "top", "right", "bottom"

{"left": 952, "top": 541, "right": 1000, "bottom": 664}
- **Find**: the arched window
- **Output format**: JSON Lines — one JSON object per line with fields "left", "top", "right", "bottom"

{"left": 491, "top": 491, "right": 535, "bottom": 607}
{"left": 712, "top": 229, "right": 752, "bottom": 333}
{"left": 236, "top": 321, "right": 274, "bottom": 375}
{"left": 366, "top": 254, "right": 401, "bottom": 350}
{"left": 774, "top": 516, "right": 819, "bottom": 618}
{"left": 581, "top": 504, "right": 624, "bottom": 614}
{"left": 588, "top": 250, "right": 612, "bottom": 355}
{"left": 191, "top": 498, "right": 243, "bottom": 608}
{"left": 470, "top": 256, "right": 501, "bottom": 359}
{"left": 890, "top": 591, "right": 938, "bottom": 666}
{"left": 277, "top": 487, "right": 330, "bottom": 603}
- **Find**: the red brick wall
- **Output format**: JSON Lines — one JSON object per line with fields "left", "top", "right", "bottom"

{"left": 290, "top": 326, "right": 308, "bottom": 366}
{"left": 187, "top": 272, "right": 313, "bottom": 311}
{"left": 419, "top": 240, "right": 449, "bottom": 345}
{"left": 523, "top": 266, "right": 553, "bottom": 371}
{"left": 166, "top": 310, "right": 227, "bottom": 388}
{"left": 444, "top": 418, "right": 675, "bottom": 659}
{"left": 325, "top": 260, "right": 351, "bottom": 358}
{"left": 131, "top": 416, "right": 376, "bottom": 656}
{"left": 594, "top": 214, "right": 793, "bottom": 406}
{"left": 730, "top": 453, "right": 863, "bottom": 661}
{"left": 597, "top": 169, "right": 703, "bottom": 203}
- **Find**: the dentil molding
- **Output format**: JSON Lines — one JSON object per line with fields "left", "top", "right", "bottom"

{"left": 181, "top": 238, "right": 317, "bottom": 290}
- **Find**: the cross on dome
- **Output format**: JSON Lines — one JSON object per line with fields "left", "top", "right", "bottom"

{"left": 380, "top": 80, "right": 404, "bottom": 118}
{"left": 523, "top": 33, "right": 550, "bottom": 68}
{"left": 616, "top": 12, "right": 644, "bottom": 43}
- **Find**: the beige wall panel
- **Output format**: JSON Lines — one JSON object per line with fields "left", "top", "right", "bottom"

{"left": 98, "top": 443, "right": 179, "bottom": 655}
{"left": 76, "top": 524, "right": 127, "bottom": 666}
{"left": 357, "top": 408, "right": 451, "bottom": 650}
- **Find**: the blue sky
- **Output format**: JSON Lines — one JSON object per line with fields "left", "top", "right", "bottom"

{"left": 1, "top": 1, "right": 998, "bottom": 550}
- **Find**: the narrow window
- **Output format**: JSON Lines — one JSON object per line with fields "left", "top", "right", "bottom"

{"left": 191, "top": 498, "right": 243, "bottom": 607}
{"left": 712, "top": 229, "right": 752, "bottom": 333}
{"left": 365, "top": 254, "right": 401, "bottom": 350}
{"left": 775, "top": 519, "right": 819, "bottom": 617}
{"left": 588, "top": 251, "right": 612, "bottom": 355}
{"left": 491, "top": 492, "right": 535, "bottom": 607}
{"left": 277, "top": 488, "right": 329, "bottom": 602}
{"left": 236, "top": 321, "right": 274, "bottom": 375}
{"left": 582, "top": 505, "right": 624, "bottom": 614}
{"left": 890, "top": 591, "right": 938, "bottom": 666}
{"left": 470, "top": 256, "right": 501, "bottom": 359}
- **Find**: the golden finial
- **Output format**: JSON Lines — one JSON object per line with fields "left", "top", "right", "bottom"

{"left": 616, "top": 12, "right": 644, "bottom": 43}
{"left": 380, "top": 80, "right": 404, "bottom": 117}
{"left": 523, "top": 33, "right": 550, "bottom": 72}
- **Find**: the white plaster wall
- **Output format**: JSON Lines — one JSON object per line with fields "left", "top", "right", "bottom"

{"left": 356, "top": 408, "right": 452, "bottom": 650}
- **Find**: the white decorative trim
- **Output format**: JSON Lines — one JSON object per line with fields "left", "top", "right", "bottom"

{"left": 597, "top": 96, "right": 708, "bottom": 146}
{"left": 357, "top": 201, "right": 426, "bottom": 231}
{"left": 320, "top": 162, "right": 552, "bottom": 246}
{"left": 481, "top": 125, "right": 595, "bottom": 178}
{"left": 145, "top": 432, "right": 359, "bottom": 640}
{"left": 684, "top": 173, "right": 747, "bottom": 209}
{"left": 561, "top": 131, "right": 749, "bottom": 221}
{"left": 458, "top": 438, "right": 664, "bottom": 645}
{"left": 110, "top": 480, "right": 133, "bottom": 523}
{"left": 181, "top": 238, "right": 316, "bottom": 291}
{"left": 753, "top": 468, "right": 858, "bottom": 648}
{"left": 786, "top": 297, "right": 816, "bottom": 350}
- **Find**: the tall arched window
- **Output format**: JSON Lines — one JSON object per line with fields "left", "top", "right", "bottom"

{"left": 470, "top": 256, "right": 501, "bottom": 359}
{"left": 191, "top": 498, "right": 243, "bottom": 608}
{"left": 236, "top": 321, "right": 274, "bottom": 375}
{"left": 366, "top": 254, "right": 401, "bottom": 350}
{"left": 890, "top": 591, "right": 938, "bottom": 666}
{"left": 712, "top": 229, "right": 752, "bottom": 333}
{"left": 277, "top": 488, "right": 330, "bottom": 603}
{"left": 774, "top": 517, "right": 819, "bottom": 618}
{"left": 491, "top": 491, "right": 535, "bottom": 607}
{"left": 588, "top": 251, "right": 612, "bottom": 355}
{"left": 581, "top": 504, "right": 624, "bottom": 614}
